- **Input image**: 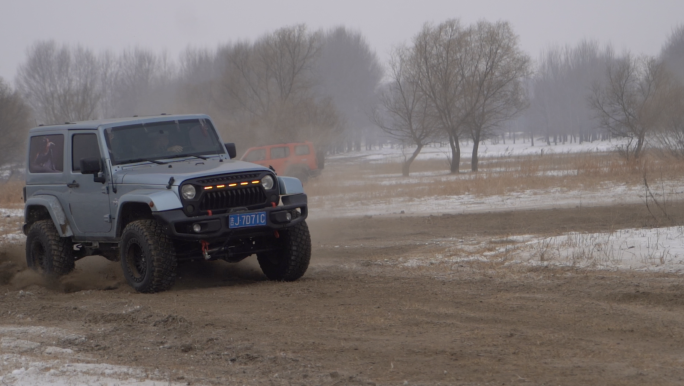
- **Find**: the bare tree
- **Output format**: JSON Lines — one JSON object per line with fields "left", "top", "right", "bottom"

{"left": 177, "top": 47, "right": 221, "bottom": 114}
{"left": 16, "top": 41, "right": 102, "bottom": 124}
{"left": 374, "top": 48, "right": 439, "bottom": 176}
{"left": 462, "top": 21, "right": 531, "bottom": 171}
{"left": 661, "top": 24, "right": 684, "bottom": 83}
{"left": 107, "top": 48, "right": 177, "bottom": 117}
{"left": 216, "top": 25, "right": 341, "bottom": 148}
{"left": 653, "top": 25, "right": 684, "bottom": 157}
{"left": 527, "top": 41, "right": 612, "bottom": 146}
{"left": 0, "top": 78, "right": 32, "bottom": 169}
{"left": 590, "top": 54, "right": 670, "bottom": 159}
{"left": 412, "top": 20, "right": 469, "bottom": 173}
{"left": 314, "top": 26, "right": 384, "bottom": 151}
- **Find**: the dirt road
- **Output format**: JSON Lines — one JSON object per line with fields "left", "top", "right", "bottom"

{"left": 2, "top": 203, "right": 684, "bottom": 385}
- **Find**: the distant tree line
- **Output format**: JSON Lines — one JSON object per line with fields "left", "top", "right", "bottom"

{"left": 524, "top": 25, "right": 684, "bottom": 161}
{"left": 8, "top": 25, "right": 383, "bottom": 156}
{"left": 2, "top": 22, "right": 683, "bottom": 176}
{"left": 0, "top": 78, "right": 31, "bottom": 171}
{"left": 375, "top": 22, "right": 684, "bottom": 175}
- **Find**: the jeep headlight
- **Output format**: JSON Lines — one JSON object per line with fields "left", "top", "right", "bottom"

{"left": 181, "top": 184, "right": 196, "bottom": 200}
{"left": 261, "top": 175, "right": 274, "bottom": 190}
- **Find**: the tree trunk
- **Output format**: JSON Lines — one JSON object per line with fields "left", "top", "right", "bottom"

{"left": 471, "top": 131, "right": 481, "bottom": 172}
{"left": 402, "top": 144, "right": 424, "bottom": 177}
{"left": 448, "top": 134, "right": 460, "bottom": 174}
{"left": 530, "top": 132, "right": 534, "bottom": 146}
{"left": 634, "top": 131, "right": 646, "bottom": 159}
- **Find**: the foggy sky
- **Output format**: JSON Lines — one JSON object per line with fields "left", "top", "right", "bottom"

{"left": 2, "top": 0, "right": 682, "bottom": 83}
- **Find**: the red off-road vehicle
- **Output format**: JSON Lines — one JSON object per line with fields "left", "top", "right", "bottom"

{"left": 241, "top": 141, "right": 324, "bottom": 183}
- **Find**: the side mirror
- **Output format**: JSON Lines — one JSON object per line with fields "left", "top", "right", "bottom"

{"left": 80, "top": 158, "right": 101, "bottom": 174}
{"left": 80, "top": 158, "right": 106, "bottom": 183}
{"left": 224, "top": 143, "right": 237, "bottom": 159}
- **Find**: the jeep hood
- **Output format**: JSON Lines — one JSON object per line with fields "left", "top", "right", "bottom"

{"left": 114, "top": 159, "right": 271, "bottom": 185}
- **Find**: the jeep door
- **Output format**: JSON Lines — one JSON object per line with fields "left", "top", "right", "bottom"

{"left": 66, "top": 131, "right": 112, "bottom": 234}
{"left": 293, "top": 143, "right": 316, "bottom": 171}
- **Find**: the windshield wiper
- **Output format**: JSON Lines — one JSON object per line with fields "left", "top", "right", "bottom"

{"left": 166, "top": 154, "right": 208, "bottom": 161}
{"left": 124, "top": 158, "right": 168, "bottom": 165}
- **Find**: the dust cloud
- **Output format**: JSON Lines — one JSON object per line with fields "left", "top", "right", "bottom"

{"left": 1, "top": 245, "right": 122, "bottom": 293}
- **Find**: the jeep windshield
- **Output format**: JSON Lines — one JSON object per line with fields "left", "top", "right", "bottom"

{"left": 105, "top": 118, "right": 225, "bottom": 165}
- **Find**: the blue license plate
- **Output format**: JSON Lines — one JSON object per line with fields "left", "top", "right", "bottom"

{"left": 228, "top": 212, "right": 267, "bottom": 228}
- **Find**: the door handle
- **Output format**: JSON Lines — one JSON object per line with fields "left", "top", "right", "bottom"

{"left": 67, "top": 180, "right": 80, "bottom": 188}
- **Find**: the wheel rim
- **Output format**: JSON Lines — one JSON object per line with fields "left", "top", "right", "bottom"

{"left": 125, "top": 242, "right": 146, "bottom": 282}
{"left": 31, "top": 239, "right": 47, "bottom": 271}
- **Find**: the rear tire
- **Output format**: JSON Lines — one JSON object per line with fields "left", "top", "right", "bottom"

{"left": 25, "top": 220, "right": 75, "bottom": 276}
{"left": 257, "top": 221, "right": 311, "bottom": 281}
{"left": 120, "top": 220, "right": 177, "bottom": 293}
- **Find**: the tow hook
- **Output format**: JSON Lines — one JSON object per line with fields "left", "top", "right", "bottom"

{"left": 201, "top": 240, "right": 210, "bottom": 260}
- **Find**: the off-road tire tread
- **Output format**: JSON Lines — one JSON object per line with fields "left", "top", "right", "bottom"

{"left": 258, "top": 220, "right": 311, "bottom": 281}
{"left": 26, "top": 220, "right": 75, "bottom": 276}
{"left": 121, "top": 220, "right": 177, "bottom": 293}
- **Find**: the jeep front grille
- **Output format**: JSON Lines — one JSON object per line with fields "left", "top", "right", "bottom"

{"left": 199, "top": 186, "right": 266, "bottom": 211}
{"left": 198, "top": 173, "right": 260, "bottom": 185}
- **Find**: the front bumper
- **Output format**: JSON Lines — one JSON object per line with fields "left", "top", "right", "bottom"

{"left": 153, "top": 193, "right": 308, "bottom": 241}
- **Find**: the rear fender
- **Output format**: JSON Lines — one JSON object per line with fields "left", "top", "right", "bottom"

{"left": 24, "top": 195, "right": 73, "bottom": 237}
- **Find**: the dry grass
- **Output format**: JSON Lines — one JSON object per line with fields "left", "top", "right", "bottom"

{"left": 0, "top": 180, "right": 24, "bottom": 207}
{"left": 306, "top": 151, "right": 684, "bottom": 202}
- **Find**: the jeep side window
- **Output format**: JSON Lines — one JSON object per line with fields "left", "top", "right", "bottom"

{"left": 244, "top": 149, "right": 267, "bottom": 162}
{"left": 72, "top": 133, "right": 102, "bottom": 172}
{"left": 270, "top": 146, "right": 289, "bottom": 159}
{"left": 28, "top": 134, "right": 64, "bottom": 173}
{"left": 295, "top": 145, "right": 310, "bottom": 155}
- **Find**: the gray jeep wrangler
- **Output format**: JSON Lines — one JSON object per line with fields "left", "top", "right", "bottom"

{"left": 23, "top": 114, "right": 311, "bottom": 293}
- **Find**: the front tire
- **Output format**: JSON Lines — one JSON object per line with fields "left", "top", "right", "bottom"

{"left": 120, "top": 220, "right": 177, "bottom": 293}
{"left": 25, "top": 220, "right": 75, "bottom": 276}
{"left": 257, "top": 221, "right": 311, "bottom": 281}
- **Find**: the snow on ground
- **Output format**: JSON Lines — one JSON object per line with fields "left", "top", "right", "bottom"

{"left": 0, "top": 232, "right": 24, "bottom": 242}
{"left": 507, "top": 226, "right": 684, "bottom": 272}
{"left": 392, "top": 226, "right": 684, "bottom": 274}
{"left": 308, "top": 181, "right": 682, "bottom": 219}
{"left": 317, "top": 139, "right": 684, "bottom": 274}
{"left": 2, "top": 138, "right": 683, "bottom": 383}
{"left": 0, "top": 208, "right": 22, "bottom": 218}
{"left": 310, "top": 138, "right": 684, "bottom": 218}
{"left": 328, "top": 137, "right": 622, "bottom": 163}
{"left": 0, "top": 325, "right": 188, "bottom": 386}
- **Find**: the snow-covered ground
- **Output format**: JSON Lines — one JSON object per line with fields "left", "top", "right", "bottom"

{"left": 0, "top": 325, "right": 187, "bottom": 386}
{"left": 308, "top": 181, "right": 681, "bottom": 219}
{"left": 328, "top": 137, "right": 622, "bottom": 163}
{"left": 310, "top": 138, "right": 683, "bottom": 218}
{"left": 391, "top": 226, "right": 684, "bottom": 274}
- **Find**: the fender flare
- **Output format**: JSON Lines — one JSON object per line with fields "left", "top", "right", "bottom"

{"left": 278, "top": 176, "right": 304, "bottom": 195}
{"left": 116, "top": 189, "right": 183, "bottom": 215}
{"left": 24, "top": 195, "right": 73, "bottom": 237}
